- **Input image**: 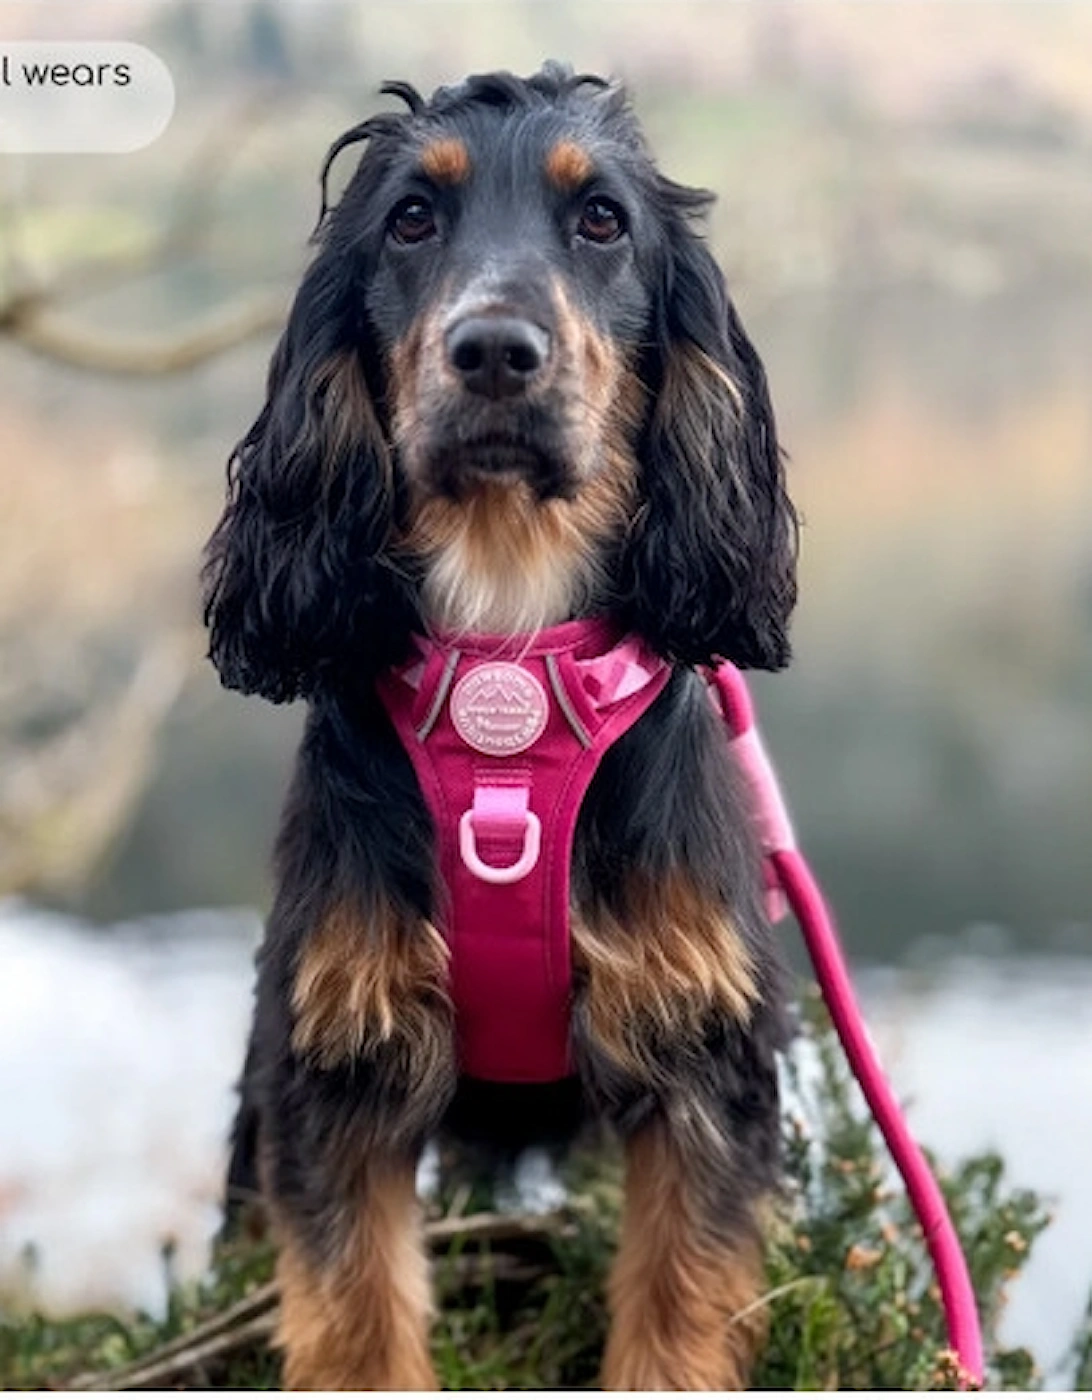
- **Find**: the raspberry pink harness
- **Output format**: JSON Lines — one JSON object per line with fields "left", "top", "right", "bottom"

{"left": 377, "top": 618, "right": 670, "bottom": 1083}
{"left": 376, "top": 618, "right": 983, "bottom": 1386}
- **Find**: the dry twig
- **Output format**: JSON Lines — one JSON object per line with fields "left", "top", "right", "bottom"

{"left": 67, "top": 1210, "right": 572, "bottom": 1391}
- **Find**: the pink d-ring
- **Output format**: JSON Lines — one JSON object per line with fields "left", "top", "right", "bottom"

{"left": 458, "top": 809, "right": 542, "bottom": 884}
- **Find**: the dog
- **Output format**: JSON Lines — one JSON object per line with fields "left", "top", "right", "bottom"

{"left": 203, "top": 62, "right": 798, "bottom": 1391}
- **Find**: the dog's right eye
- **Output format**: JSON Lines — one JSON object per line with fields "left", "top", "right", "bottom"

{"left": 576, "top": 196, "right": 626, "bottom": 245}
{"left": 388, "top": 196, "right": 438, "bottom": 245}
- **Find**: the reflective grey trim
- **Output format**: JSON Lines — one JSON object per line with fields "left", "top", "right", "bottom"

{"left": 417, "top": 647, "right": 462, "bottom": 741}
{"left": 544, "top": 653, "right": 591, "bottom": 749}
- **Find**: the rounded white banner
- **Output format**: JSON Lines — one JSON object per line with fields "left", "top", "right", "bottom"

{"left": 0, "top": 42, "right": 174, "bottom": 154}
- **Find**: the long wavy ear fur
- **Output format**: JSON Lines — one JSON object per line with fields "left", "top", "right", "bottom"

{"left": 202, "top": 251, "right": 418, "bottom": 703}
{"left": 621, "top": 195, "right": 798, "bottom": 671}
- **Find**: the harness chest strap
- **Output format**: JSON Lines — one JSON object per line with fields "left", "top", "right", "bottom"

{"left": 376, "top": 620, "right": 670, "bottom": 1083}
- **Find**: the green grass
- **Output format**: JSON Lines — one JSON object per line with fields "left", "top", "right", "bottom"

{"left": 0, "top": 995, "right": 1064, "bottom": 1390}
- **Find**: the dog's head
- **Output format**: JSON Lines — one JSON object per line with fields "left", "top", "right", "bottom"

{"left": 204, "top": 63, "right": 798, "bottom": 702}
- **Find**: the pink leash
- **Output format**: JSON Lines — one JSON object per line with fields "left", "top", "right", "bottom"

{"left": 710, "top": 661, "right": 984, "bottom": 1388}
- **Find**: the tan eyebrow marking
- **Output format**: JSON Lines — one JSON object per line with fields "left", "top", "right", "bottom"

{"left": 545, "top": 138, "right": 594, "bottom": 192}
{"left": 419, "top": 136, "right": 470, "bottom": 185}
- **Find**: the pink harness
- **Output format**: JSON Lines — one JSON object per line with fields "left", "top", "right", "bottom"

{"left": 377, "top": 620, "right": 983, "bottom": 1385}
{"left": 377, "top": 619, "right": 669, "bottom": 1082}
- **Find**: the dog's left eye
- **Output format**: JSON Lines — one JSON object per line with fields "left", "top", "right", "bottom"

{"left": 388, "top": 196, "right": 438, "bottom": 245}
{"left": 576, "top": 196, "right": 627, "bottom": 244}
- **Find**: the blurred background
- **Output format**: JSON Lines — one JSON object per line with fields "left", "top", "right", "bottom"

{"left": 0, "top": 0, "right": 1089, "bottom": 1384}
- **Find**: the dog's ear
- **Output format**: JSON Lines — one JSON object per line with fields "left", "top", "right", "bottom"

{"left": 202, "top": 251, "right": 418, "bottom": 703}
{"left": 621, "top": 200, "right": 798, "bottom": 671}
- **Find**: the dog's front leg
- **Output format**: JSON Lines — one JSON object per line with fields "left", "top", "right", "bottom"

{"left": 602, "top": 1111, "right": 768, "bottom": 1391}
{"left": 572, "top": 869, "right": 785, "bottom": 1390}
{"left": 274, "top": 1155, "right": 437, "bottom": 1391}
{"left": 257, "top": 898, "right": 456, "bottom": 1391}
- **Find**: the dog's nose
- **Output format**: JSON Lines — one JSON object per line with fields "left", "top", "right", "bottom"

{"left": 446, "top": 316, "right": 550, "bottom": 399}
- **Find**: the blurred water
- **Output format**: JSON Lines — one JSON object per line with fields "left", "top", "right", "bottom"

{"left": 861, "top": 959, "right": 1092, "bottom": 1387}
{"left": 0, "top": 902, "right": 257, "bottom": 1319}
{"left": 0, "top": 902, "right": 1088, "bottom": 1384}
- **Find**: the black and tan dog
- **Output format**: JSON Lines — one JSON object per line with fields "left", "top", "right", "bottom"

{"left": 204, "top": 62, "right": 798, "bottom": 1390}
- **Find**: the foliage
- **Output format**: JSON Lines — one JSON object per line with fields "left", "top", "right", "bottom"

{"left": 752, "top": 992, "right": 1050, "bottom": 1391}
{"left": 0, "top": 1234, "right": 279, "bottom": 1391}
{"left": 0, "top": 995, "right": 1062, "bottom": 1390}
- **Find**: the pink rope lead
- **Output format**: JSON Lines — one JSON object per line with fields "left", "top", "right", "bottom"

{"left": 709, "top": 661, "right": 984, "bottom": 1388}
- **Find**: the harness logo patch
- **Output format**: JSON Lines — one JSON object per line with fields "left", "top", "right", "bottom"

{"left": 450, "top": 663, "right": 549, "bottom": 755}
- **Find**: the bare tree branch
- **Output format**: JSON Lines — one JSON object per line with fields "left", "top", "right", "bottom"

{"left": 38, "top": 93, "right": 283, "bottom": 307}
{"left": 4, "top": 296, "right": 287, "bottom": 376}
{"left": 0, "top": 93, "right": 288, "bottom": 375}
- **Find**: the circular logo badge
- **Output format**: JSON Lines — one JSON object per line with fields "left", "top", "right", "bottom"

{"left": 450, "top": 662, "right": 549, "bottom": 756}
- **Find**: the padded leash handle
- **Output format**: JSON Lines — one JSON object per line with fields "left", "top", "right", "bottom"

{"left": 709, "top": 662, "right": 984, "bottom": 1389}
